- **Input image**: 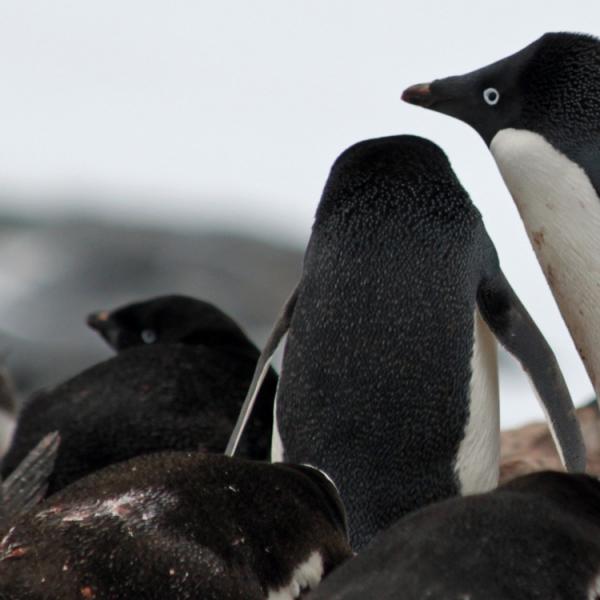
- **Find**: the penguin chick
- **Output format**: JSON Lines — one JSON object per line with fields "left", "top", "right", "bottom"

{"left": 0, "top": 452, "right": 351, "bottom": 600}
{"left": 1, "top": 296, "right": 276, "bottom": 496}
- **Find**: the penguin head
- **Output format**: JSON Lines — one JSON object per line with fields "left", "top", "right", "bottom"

{"left": 315, "top": 135, "right": 477, "bottom": 238}
{"left": 402, "top": 32, "right": 600, "bottom": 145}
{"left": 87, "top": 295, "right": 252, "bottom": 353}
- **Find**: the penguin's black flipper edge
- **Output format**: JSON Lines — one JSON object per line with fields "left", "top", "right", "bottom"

{"left": 477, "top": 270, "right": 586, "bottom": 473}
{"left": 225, "top": 286, "right": 299, "bottom": 457}
{"left": 0, "top": 431, "right": 60, "bottom": 530}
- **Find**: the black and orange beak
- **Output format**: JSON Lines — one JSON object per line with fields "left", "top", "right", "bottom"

{"left": 86, "top": 310, "right": 111, "bottom": 332}
{"left": 401, "top": 83, "right": 436, "bottom": 107}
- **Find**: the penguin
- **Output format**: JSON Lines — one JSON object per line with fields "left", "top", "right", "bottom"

{"left": 306, "top": 470, "right": 600, "bottom": 600}
{"left": 0, "top": 452, "right": 352, "bottom": 600}
{"left": 402, "top": 32, "right": 600, "bottom": 401}
{"left": 1, "top": 295, "right": 277, "bottom": 496}
{"left": 226, "top": 135, "right": 585, "bottom": 550}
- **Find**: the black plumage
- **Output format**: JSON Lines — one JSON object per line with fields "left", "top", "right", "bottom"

{"left": 0, "top": 452, "right": 352, "bottom": 599}
{"left": 1, "top": 295, "right": 276, "bottom": 496}
{"left": 270, "top": 135, "right": 582, "bottom": 550}
{"left": 307, "top": 471, "right": 600, "bottom": 600}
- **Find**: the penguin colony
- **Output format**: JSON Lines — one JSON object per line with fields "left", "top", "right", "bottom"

{"left": 0, "top": 31, "right": 598, "bottom": 599}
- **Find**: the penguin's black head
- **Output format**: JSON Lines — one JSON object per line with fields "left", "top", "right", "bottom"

{"left": 316, "top": 135, "right": 475, "bottom": 232}
{"left": 330, "top": 135, "right": 450, "bottom": 179}
{"left": 402, "top": 32, "right": 600, "bottom": 146}
{"left": 87, "top": 295, "right": 252, "bottom": 353}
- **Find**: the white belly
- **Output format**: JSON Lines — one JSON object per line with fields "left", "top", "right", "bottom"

{"left": 491, "top": 128, "right": 600, "bottom": 394}
{"left": 455, "top": 310, "right": 499, "bottom": 494}
{"left": 271, "top": 391, "right": 285, "bottom": 463}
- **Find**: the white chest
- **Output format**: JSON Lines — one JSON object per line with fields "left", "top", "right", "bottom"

{"left": 455, "top": 310, "right": 499, "bottom": 494}
{"left": 491, "top": 128, "right": 600, "bottom": 392}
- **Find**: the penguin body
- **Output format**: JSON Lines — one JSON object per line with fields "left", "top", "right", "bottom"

{"left": 0, "top": 452, "right": 351, "bottom": 600}
{"left": 1, "top": 296, "right": 276, "bottom": 495}
{"left": 307, "top": 471, "right": 600, "bottom": 600}
{"left": 228, "top": 136, "right": 584, "bottom": 550}
{"left": 403, "top": 32, "right": 600, "bottom": 397}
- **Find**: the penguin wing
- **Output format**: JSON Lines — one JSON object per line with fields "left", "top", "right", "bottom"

{"left": 0, "top": 431, "right": 60, "bottom": 530}
{"left": 225, "top": 286, "right": 299, "bottom": 457}
{"left": 477, "top": 270, "right": 586, "bottom": 473}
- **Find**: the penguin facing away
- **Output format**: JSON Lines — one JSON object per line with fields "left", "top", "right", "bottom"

{"left": 403, "top": 32, "right": 600, "bottom": 400}
{"left": 2, "top": 295, "right": 276, "bottom": 496}
{"left": 306, "top": 471, "right": 600, "bottom": 600}
{"left": 227, "top": 135, "right": 585, "bottom": 550}
{"left": 0, "top": 452, "right": 352, "bottom": 600}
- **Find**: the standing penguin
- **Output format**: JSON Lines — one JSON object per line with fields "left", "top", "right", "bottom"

{"left": 306, "top": 471, "right": 600, "bottom": 600}
{"left": 227, "top": 135, "right": 585, "bottom": 550}
{"left": 402, "top": 32, "right": 600, "bottom": 399}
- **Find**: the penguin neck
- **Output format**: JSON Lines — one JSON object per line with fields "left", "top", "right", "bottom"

{"left": 490, "top": 127, "right": 600, "bottom": 394}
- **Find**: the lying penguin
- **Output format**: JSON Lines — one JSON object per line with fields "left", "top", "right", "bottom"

{"left": 0, "top": 452, "right": 352, "bottom": 600}
{"left": 227, "top": 135, "right": 585, "bottom": 550}
{"left": 403, "top": 31, "right": 600, "bottom": 403}
{"left": 1, "top": 295, "right": 276, "bottom": 495}
{"left": 307, "top": 470, "right": 600, "bottom": 600}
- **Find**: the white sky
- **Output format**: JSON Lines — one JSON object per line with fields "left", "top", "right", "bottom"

{"left": 0, "top": 0, "right": 598, "bottom": 426}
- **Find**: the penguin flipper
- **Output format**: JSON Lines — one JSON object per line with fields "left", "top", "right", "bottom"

{"left": 0, "top": 431, "right": 60, "bottom": 530}
{"left": 225, "top": 286, "right": 299, "bottom": 457}
{"left": 477, "top": 270, "right": 586, "bottom": 473}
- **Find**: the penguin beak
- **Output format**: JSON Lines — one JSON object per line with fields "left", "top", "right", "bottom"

{"left": 401, "top": 83, "right": 436, "bottom": 107}
{"left": 401, "top": 80, "right": 461, "bottom": 111}
{"left": 86, "top": 310, "right": 110, "bottom": 331}
{"left": 87, "top": 311, "right": 120, "bottom": 349}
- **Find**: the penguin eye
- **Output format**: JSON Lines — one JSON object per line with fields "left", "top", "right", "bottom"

{"left": 141, "top": 329, "right": 157, "bottom": 344}
{"left": 483, "top": 88, "right": 500, "bottom": 106}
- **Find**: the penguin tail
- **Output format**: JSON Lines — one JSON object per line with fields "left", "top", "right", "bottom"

{"left": 0, "top": 431, "right": 60, "bottom": 531}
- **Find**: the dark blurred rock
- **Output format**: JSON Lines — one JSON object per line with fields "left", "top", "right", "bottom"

{"left": 0, "top": 216, "right": 303, "bottom": 400}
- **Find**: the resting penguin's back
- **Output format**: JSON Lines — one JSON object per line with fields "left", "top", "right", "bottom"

{"left": 276, "top": 137, "right": 499, "bottom": 548}
{"left": 306, "top": 472, "right": 600, "bottom": 600}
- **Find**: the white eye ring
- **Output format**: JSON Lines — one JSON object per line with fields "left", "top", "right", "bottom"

{"left": 483, "top": 88, "right": 500, "bottom": 106}
{"left": 141, "top": 329, "right": 157, "bottom": 344}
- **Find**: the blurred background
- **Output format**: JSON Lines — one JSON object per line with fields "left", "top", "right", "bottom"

{"left": 0, "top": 1, "right": 598, "bottom": 432}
